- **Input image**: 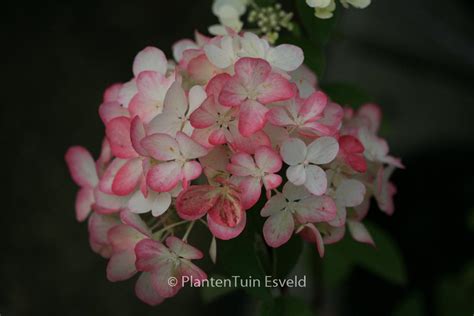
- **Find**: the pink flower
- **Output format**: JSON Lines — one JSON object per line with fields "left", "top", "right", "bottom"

{"left": 268, "top": 91, "right": 340, "bottom": 137}
{"left": 218, "top": 57, "right": 295, "bottom": 136}
{"left": 261, "top": 182, "right": 336, "bottom": 248}
{"left": 147, "top": 82, "right": 207, "bottom": 137}
{"left": 141, "top": 132, "right": 208, "bottom": 192}
{"left": 227, "top": 146, "right": 283, "bottom": 209}
{"left": 176, "top": 183, "right": 246, "bottom": 239}
{"left": 280, "top": 137, "right": 339, "bottom": 195}
{"left": 337, "top": 135, "right": 367, "bottom": 173}
{"left": 135, "top": 237, "right": 207, "bottom": 298}
{"left": 358, "top": 127, "right": 404, "bottom": 168}
{"left": 106, "top": 212, "right": 152, "bottom": 282}
{"left": 374, "top": 165, "right": 397, "bottom": 215}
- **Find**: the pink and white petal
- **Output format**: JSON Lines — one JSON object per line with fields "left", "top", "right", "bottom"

{"left": 267, "top": 106, "right": 294, "bottom": 126}
{"left": 328, "top": 203, "right": 347, "bottom": 227}
{"left": 99, "top": 158, "right": 128, "bottom": 194}
{"left": 99, "top": 101, "right": 129, "bottom": 124}
{"left": 165, "top": 236, "right": 203, "bottom": 260}
{"left": 280, "top": 138, "right": 307, "bottom": 165}
{"left": 133, "top": 46, "right": 167, "bottom": 76}
{"left": 303, "top": 165, "right": 327, "bottom": 196}
{"left": 263, "top": 211, "right": 295, "bottom": 248}
{"left": 93, "top": 188, "right": 127, "bottom": 214}
{"left": 135, "top": 239, "right": 171, "bottom": 272}
{"left": 176, "top": 132, "right": 209, "bottom": 159}
{"left": 306, "top": 136, "right": 339, "bottom": 165}
{"left": 209, "top": 129, "right": 227, "bottom": 145}
{"left": 358, "top": 103, "right": 381, "bottom": 134}
{"left": 179, "top": 260, "right": 207, "bottom": 283}
{"left": 106, "top": 117, "right": 138, "bottom": 159}
{"left": 282, "top": 181, "right": 310, "bottom": 201}
{"left": 183, "top": 161, "right": 203, "bottom": 182}
{"left": 188, "top": 54, "right": 222, "bottom": 84}
{"left": 88, "top": 212, "right": 121, "bottom": 246}
{"left": 147, "top": 162, "right": 182, "bottom": 192}
{"left": 128, "top": 190, "right": 154, "bottom": 214}
{"left": 65, "top": 146, "right": 99, "bottom": 188}
{"left": 228, "top": 152, "right": 256, "bottom": 176}
{"left": 299, "top": 91, "right": 327, "bottom": 119}
{"left": 322, "top": 225, "right": 346, "bottom": 244}
{"left": 263, "top": 174, "right": 282, "bottom": 190}
{"left": 140, "top": 133, "right": 180, "bottom": 161}
{"left": 218, "top": 77, "right": 248, "bottom": 107}
{"left": 301, "top": 223, "right": 325, "bottom": 257}
{"left": 163, "top": 81, "right": 188, "bottom": 118}
{"left": 151, "top": 263, "right": 181, "bottom": 298}
{"left": 336, "top": 179, "right": 366, "bottom": 207}
{"left": 151, "top": 193, "right": 172, "bottom": 217}
{"left": 97, "top": 138, "right": 113, "bottom": 169}
{"left": 191, "top": 127, "right": 215, "bottom": 148}
{"left": 135, "top": 272, "right": 165, "bottom": 306}
{"left": 188, "top": 85, "right": 207, "bottom": 114}
{"left": 176, "top": 185, "right": 219, "bottom": 220}
{"left": 106, "top": 249, "right": 137, "bottom": 282}
{"left": 172, "top": 39, "right": 198, "bottom": 62}
{"left": 239, "top": 176, "right": 262, "bottom": 210}
{"left": 267, "top": 44, "right": 304, "bottom": 72}
{"left": 146, "top": 112, "right": 181, "bottom": 136}
{"left": 207, "top": 212, "right": 246, "bottom": 240}
{"left": 112, "top": 158, "right": 142, "bottom": 196}
{"left": 347, "top": 220, "right": 375, "bottom": 246}
{"left": 227, "top": 126, "right": 271, "bottom": 154}
{"left": 205, "top": 73, "right": 232, "bottom": 97}
{"left": 118, "top": 79, "right": 138, "bottom": 108}
{"left": 207, "top": 194, "right": 244, "bottom": 228}
{"left": 75, "top": 187, "right": 94, "bottom": 222}
{"left": 103, "top": 83, "right": 123, "bottom": 102}
{"left": 136, "top": 71, "right": 171, "bottom": 103}
{"left": 120, "top": 210, "right": 152, "bottom": 236}
{"left": 261, "top": 193, "right": 286, "bottom": 217}
{"left": 296, "top": 195, "right": 337, "bottom": 223}
{"left": 130, "top": 116, "right": 148, "bottom": 156}
{"left": 255, "top": 146, "right": 282, "bottom": 173}
{"left": 287, "top": 164, "right": 306, "bottom": 186}
{"left": 257, "top": 73, "right": 295, "bottom": 104}
{"left": 235, "top": 57, "right": 271, "bottom": 88}
{"left": 238, "top": 100, "right": 269, "bottom": 137}
{"left": 189, "top": 97, "right": 217, "bottom": 128}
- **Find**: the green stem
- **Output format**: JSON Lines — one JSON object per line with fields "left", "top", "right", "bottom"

{"left": 153, "top": 220, "right": 188, "bottom": 239}
{"left": 182, "top": 221, "right": 196, "bottom": 242}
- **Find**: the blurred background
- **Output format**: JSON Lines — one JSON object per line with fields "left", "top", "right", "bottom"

{"left": 1, "top": 0, "right": 473, "bottom": 315}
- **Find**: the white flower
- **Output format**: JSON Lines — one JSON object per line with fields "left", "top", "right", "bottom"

{"left": 306, "top": 0, "right": 336, "bottom": 19}
{"left": 210, "top": 0, "right": 248, "bottom": 34}
{"left": 340, "top": 0, "right": 371, "bottom": 9}
{"left": 280, "top": 137, "right": 339, "bottom": 195}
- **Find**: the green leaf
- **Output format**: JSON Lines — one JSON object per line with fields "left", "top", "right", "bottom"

{"left": 322, "top": 244, "right": 353, "bottom": 288}
{"left": 273, "top": 236, "right": 304, "bottom": 279}
{"left": 320, "top": 82, "right": 372, "bottom": 107}
{"left": 200, "top": 274, "right": 238, "bottom": 304}
{"left": 260, "top": 296, "right": 313, "bottom": 316}
{"left": 393, "top": 292, "right": 424, "bottom": 316}
{"left": 324, "top": 222, "right": 407, "bottom": 286}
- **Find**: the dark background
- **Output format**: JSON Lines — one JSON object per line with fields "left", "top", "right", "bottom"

{"left": 2, "top": 0, "right": 473, "bottom": 315}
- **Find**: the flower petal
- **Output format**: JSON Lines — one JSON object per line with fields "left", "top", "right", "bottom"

{"left": 255, "top": 146, "right": 282, "bottom": 173}
{"left": 133, "top": 46, "right": 167, "bottom": 76}
{"left": 304, "top": 165, "right": 327, "bottom": 196}
{"left": 176, "top": 185, "right": 220, "bottom": 220}
{"left": 238, "top": 100, "right": 269, "bottom": 137}
{"left": 267, "top": 44, "right": 304, "bottom": 72}
{"left": 107, "top": 249, "right": 137, "bottom": 282}
{"left": 256, "top": 73, "right": 295, "bottom": 104}
{"left": 141, "top": 133, "right": 180, "bottom": 161}
{"left": 287, "top": 164, "right": 306, "bottom": 186}
{"left": 239, "top": 176, "right": 262, "bottom": 210}
{"left": 263, "top": 211, "right": 294, "bottom": 248}
{"left": 112, "top": 158, "right": 142, "bottom": 196}
{"left": 151, "top": 192, "right": 172, "bottom": 217}
{"left": 280, "top": 138, "right": 307, "bottom": 165}
{"left": 306, "top": 136, "right": 339, "bottom": 165}
{"left": 165, "top": 236, "right": 203, "bottom": 260}
{"left": 106, "top": 117, "right": 138, "bottom": 159}
{"left": 347, "top": 220, "right": 375, "bottom": 246}
{"left": 207, "top": 212, "right": 246, "bottom": 240}
{"left": 176, "top": 132, "right": 209, "bottom": 159}
{"left": 65, "top": 146, "right": 99, "bottom": 188}
{"left": 75, "top": 187, "right": 94, "bottom": 222}
{"left": 146, "top": 162, "right": 182, "bottom": 192}
{"left": 135, "top": 272, "right": 165, "bottom": 306}
{"left": 335, "top": 179, "right": 366, "bottom": 207}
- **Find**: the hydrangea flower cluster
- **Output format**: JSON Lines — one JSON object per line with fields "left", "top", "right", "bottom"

{"left": 66, "top": 28, "right": 402, "bottom": 305}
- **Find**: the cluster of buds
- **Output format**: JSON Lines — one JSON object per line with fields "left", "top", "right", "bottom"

{"left": 306, "top": 0, "right": 371, "bottom": 19}
{"left": 247, "top": 3, "right": 294, "bottom": 43}
{"left": 66, "top": 27, "right": 402, "bottom": 305}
